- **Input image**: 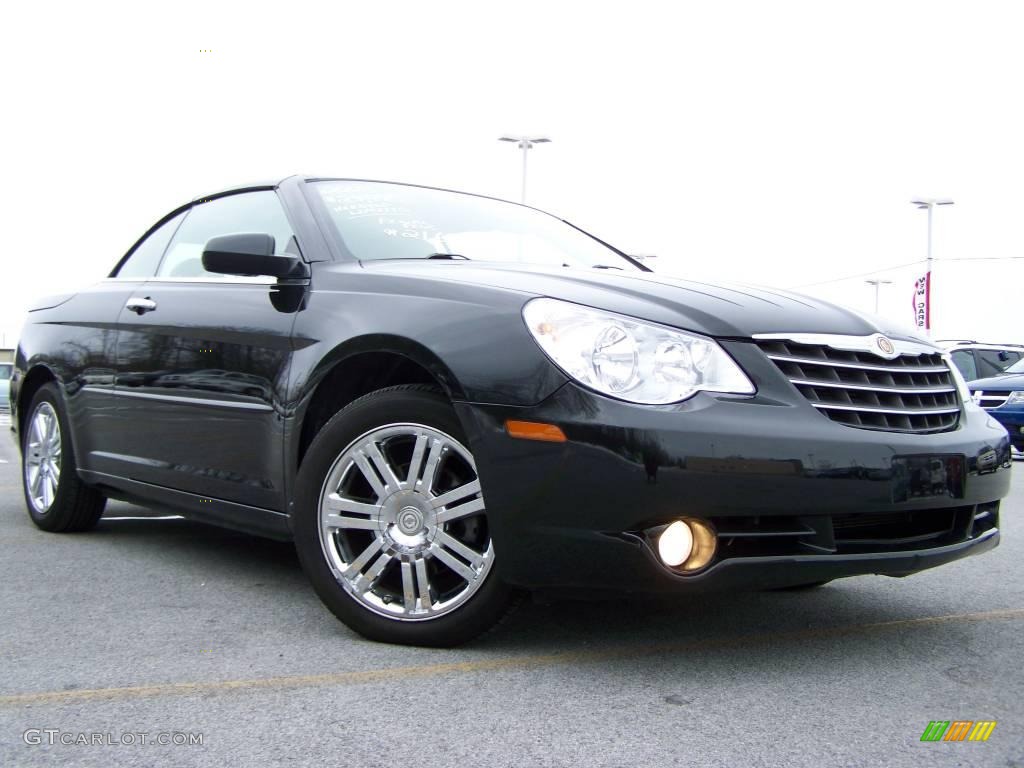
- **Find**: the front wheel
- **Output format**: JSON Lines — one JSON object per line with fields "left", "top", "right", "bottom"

{"left": 293, "top": 385, "right": 517, "bottom": 646}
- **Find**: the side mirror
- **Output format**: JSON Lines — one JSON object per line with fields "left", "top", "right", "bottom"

{"left": 202, "top": 233, "right": 307, "bottom": 278}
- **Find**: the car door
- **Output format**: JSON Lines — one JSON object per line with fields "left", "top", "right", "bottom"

{"left": 32, "top": 211, "right": 189, "bottom": 480}
{"left": 111, "top": 190, "right": 306, "bottom": 511}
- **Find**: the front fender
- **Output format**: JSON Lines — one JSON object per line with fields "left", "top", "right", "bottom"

{"left": 304, "top": 333, "right": 469, "bottom": 402}
{"left": 290, "top": 268, "right": 568, "bottom": 407}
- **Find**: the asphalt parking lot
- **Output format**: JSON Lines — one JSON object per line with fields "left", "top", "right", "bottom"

{"left": 0, "top": 415, "right": 1021, "bottom": 768}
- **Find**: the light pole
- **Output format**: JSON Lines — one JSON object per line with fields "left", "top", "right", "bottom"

{"left": 498, "top": 135, "right": 551, "bottom": 203}
{"left": 910, "top": 197, "right": 954, "bottom": 332}
{"left": 864, "top": 278, "right": 892, "bottom": 313}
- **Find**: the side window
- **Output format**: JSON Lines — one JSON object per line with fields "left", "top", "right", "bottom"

{"left": 950, "top": 350, "right": 977, "bottom": 381}
{"left": 115, "top": 212, "right": 185, "bottom": 278}
{"left": 977, "top": 349, "right": 1019, "bottom": 377}
{"left": 156, "top": 191, "right": 295, "bottom": 279}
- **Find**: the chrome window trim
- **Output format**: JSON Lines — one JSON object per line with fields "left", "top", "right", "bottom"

{"left": 103, "top": 276, "right": 279, "bottom": 286}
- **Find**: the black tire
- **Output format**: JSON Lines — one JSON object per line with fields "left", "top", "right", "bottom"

{"left": 293, "top": 384, "right": 517, "bottom": 647}
{"left": 21, "top": 383, "right": 106, "bottom": 532}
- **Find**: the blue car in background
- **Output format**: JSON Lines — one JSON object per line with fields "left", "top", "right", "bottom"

{"left": 969, "top": 357, "right": 1024, "bottom": 457}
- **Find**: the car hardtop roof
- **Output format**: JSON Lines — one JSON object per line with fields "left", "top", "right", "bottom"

{"left": 938, "top": 340, "right": 1024, "bottom": 349}
{"left": 304, "top": 176, "right": 551, "bottom": 212}
{"left": 117, "top": 175, "right": 636, "bottom": 279}
{"left": 195, "top": 175, "right": 539, "bottom": 213}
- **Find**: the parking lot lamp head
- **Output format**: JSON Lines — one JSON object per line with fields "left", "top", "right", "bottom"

{"left": 499, "top": 135, "right": 552, "bottom": 204}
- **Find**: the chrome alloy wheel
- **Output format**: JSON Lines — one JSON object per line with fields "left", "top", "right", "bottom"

{"left": 317, "top": 423, "right": 494, "bottom": 621}
{"left": 25, "top": 401, "right": 62, "bottom": 514}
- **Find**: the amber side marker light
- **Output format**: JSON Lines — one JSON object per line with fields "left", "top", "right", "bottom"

{"left": 505, "top": 420, "right": 567, "bottom": 443}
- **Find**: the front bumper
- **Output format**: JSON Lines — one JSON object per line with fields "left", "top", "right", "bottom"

{"left": 455, "top": 378, "right": 1010, "bottom": 595}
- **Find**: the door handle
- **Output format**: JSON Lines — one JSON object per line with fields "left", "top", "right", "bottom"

{"left": 125, "top": 297, "right": 157, "bottom": 315}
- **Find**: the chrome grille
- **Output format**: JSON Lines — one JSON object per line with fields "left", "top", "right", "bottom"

{"left": 972, "top": 391, "right": 1009, "bottom": 410}
{"left": 757, "top": 339, "right": 961, "bottom": 433}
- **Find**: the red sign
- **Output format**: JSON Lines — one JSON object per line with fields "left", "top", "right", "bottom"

{"left": 912, "top": 271, "right": 931, "bottom": 330}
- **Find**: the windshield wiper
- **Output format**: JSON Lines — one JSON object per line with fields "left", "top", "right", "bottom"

{"left": 426, "top": 253, "right": 470, "bottom": 260}
{"left": 592, "top": 264, "right": 623, "bottom": 270}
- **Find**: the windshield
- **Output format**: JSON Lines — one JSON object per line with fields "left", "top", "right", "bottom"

{"left": 312, "top": 180, "right": 640, "bottom": 271}
{"left": 1004, "top": 358, "right": 1024, "bottom": 374}
{"left": 0, "top": 364, "right": 11, "bottom": 381}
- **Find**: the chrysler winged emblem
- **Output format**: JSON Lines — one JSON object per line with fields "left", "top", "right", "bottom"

{"left": 873, "top": 335, "right": 898, "bottom": 359}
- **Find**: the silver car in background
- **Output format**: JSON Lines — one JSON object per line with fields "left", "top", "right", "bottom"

{"left": 0, "top": 363, "right": 11, "bottom": 411}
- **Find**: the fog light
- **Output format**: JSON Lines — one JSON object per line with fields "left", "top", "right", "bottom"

{"left": 657, "top": 521, "right": 694, "bottom": 567}
{"left": 653, "top": 518, "right": 718, "bottom": 572}
{"left": 681, "top": 519, "right": 717, "bottom": 572}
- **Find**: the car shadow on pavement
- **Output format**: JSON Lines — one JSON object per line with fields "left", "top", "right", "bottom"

{"left": 87, "top": 510, "right": 967, "bottom": 657}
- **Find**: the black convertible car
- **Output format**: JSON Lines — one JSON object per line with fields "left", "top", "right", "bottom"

{"left": 10, "top": 176, "right": 1011, "bottom": 645}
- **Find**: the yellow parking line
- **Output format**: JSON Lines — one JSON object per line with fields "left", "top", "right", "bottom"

{"left": 1, "top": 607, "right": 1021, "bottom": 706}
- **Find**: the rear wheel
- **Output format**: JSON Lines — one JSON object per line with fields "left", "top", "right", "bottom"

{"left": 293, "top": 385, "right": 516, "bottom": 646}
{"left": 22, "top": 383, "right": 105, "bottom": 532}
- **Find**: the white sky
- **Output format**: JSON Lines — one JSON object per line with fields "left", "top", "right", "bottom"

{"left": 2, "top": 0, "right": 1023, "bottom": 347}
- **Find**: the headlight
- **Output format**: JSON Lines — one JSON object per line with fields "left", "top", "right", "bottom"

{"left": 522, "top": 298, "right": 755, "bottom": 404}
{"left": 1005, "top": 391, "right": 1024, "bottom": 406}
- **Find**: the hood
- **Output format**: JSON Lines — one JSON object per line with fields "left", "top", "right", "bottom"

{"left": 356, "top": 260, "right": 928, "bottom": 341}
{"left": 967, "top": 372, "right": 1024, "bottom": 390}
